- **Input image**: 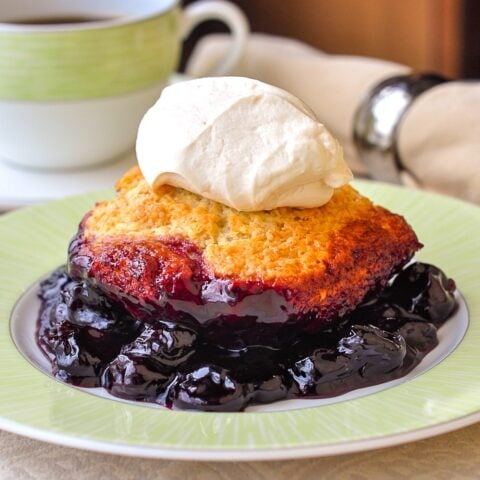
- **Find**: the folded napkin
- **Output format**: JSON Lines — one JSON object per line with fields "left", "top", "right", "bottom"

{"left": 187, "top": 33, "right": 480, "bottom": 203}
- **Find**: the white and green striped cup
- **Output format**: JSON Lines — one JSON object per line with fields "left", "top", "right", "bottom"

{"left": 0, "top": 0, "right": 248, "bottom": 170}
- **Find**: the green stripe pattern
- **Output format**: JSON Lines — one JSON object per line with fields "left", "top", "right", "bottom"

{"left": 0, "top": 181, "right": 479, "bottom": 454}
{"left": 0, "top": 10, "right": 180, "bottom": 101}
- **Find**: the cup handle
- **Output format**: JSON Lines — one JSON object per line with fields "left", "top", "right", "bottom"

{"left": 181, "top": 0, "right": 249, "bottom": 76}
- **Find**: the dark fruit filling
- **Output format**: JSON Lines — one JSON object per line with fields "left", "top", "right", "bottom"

{"left": 36, "top": 262, "right": 457, "bottom": 411}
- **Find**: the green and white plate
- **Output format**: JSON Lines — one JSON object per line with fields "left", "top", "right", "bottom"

{"left": 1, "top": 181, "right": 479, "bottom": 461}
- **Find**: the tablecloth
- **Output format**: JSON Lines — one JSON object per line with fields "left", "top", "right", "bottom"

{"left": 2, "top": 423, "right": 480, "bottom": 479}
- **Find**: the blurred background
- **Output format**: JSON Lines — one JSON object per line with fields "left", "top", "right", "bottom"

{"left": 182, "top": 0, "right": 479, "bottom": 79}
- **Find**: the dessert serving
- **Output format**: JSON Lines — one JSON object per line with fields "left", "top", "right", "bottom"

{"left": 36, "top": 77, "right": 457, "bottom": 411}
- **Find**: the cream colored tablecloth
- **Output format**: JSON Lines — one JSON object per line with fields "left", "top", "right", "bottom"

{"left": 2, "top": 424, "right": 480, "bottom": 479}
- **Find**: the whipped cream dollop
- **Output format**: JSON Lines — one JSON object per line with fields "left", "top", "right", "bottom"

{"left": 136, "top": 77, "right": 352, "bottom": 211}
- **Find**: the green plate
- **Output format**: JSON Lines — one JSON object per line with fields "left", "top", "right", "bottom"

{"left": 1, "top": 181, "right": 479, "bottom": 461}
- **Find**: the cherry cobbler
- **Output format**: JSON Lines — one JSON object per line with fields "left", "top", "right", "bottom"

{"left": 36, "top": 167, "right": 457, "bottom": 411}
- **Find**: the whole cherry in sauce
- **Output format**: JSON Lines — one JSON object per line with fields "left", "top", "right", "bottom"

{"left": 388, "top": 263, "right": 456, "bottom": 324}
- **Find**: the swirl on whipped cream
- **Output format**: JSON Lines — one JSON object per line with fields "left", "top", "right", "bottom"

{"left": 136, "top": 76, "right": 352, "bottom": 211}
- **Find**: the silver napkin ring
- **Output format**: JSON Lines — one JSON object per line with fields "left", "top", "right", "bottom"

{"left": 353, "top": 73, "right": 449, "bottom": 184}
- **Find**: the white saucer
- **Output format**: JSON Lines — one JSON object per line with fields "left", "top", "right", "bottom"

{"left": 0, "top": 152, "right": 136, "bottom": 211}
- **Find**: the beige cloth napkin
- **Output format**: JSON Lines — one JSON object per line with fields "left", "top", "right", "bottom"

{"left": 187, "top": 33, "right": 480, "bottom": 203}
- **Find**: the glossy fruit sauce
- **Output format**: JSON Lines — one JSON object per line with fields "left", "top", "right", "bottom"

{"left": 36, "top": 262, "right": 456, "bottom": 411}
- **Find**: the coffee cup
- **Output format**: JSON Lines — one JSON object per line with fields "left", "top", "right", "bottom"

{"left": 0, "top": 0, "right": 248, "bottom": 170}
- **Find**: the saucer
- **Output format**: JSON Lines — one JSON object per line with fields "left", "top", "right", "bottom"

{"left": 0, "top": 152, "right": 136, "bottom": 211}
